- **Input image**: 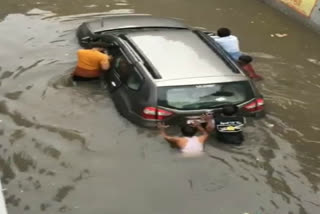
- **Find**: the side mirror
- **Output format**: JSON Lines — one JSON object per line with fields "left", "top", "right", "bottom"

{"left": 80, "top": 36, "right": 92, "bottom": 44}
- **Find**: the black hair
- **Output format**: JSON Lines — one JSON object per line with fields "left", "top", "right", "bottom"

{"left": 181, "top": 125, "right": 197, "bottom": 137}
{"left": 89, "top": 42, "right": 109, "bottom": 50}
{"left": 238, "top": 55, "right": 253, "bottom": 64}
{"left": 217, "top": 28, "right": 231, "bottom": 37}
{"left": 222, "top": 104, "right": 238, "bottom": 116}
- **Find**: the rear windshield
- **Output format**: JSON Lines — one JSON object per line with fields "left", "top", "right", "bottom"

{"left": 158, "top": 81, "right": 255, "bottom": 110}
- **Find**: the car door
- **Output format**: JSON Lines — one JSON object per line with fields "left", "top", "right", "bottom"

{"left": 107, "top": 52, "right": 145, "bottom": 119}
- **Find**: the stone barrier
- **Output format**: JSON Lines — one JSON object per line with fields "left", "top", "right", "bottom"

{"left": 0, "top": 181, "right": 8, "bottom": 214}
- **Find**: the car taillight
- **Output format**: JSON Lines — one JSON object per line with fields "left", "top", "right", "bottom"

{"left": 243, "top": 98, "right": 264, "bottom": 112}
{"left": 142, "top": 107, "right": 173, "bottom": 120}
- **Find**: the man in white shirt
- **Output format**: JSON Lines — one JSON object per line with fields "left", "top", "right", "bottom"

{"left": 211, "top": 28, "right": 241, "bottom": 60}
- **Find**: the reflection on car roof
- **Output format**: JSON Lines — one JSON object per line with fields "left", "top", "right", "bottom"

{"left": 127, "top": 29, "right": 241, "bottom": 80}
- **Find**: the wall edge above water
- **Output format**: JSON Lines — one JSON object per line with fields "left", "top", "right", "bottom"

{"left": 259, "top": 0, "right": 320, "bottom": 33}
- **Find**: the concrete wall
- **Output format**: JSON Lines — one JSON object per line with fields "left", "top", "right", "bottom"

{"left": 261, "top": 0, "right": 320, "bottom": 32}
{"left": 0, "top": 181, "right": 8, "bottom": 214}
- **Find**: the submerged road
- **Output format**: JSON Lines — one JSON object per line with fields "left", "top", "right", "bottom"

{"left": 0, "top": 0, "right": 320, "bottom": 213}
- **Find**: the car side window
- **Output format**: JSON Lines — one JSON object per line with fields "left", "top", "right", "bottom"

{"left": 114, "top": 56, "right": 131, "bottom": 82}
{"left": 126, "top": 70, "right": 144, "bottom": 90}
{"left": 114, "top": 55, "right": 144, "bottom": 91}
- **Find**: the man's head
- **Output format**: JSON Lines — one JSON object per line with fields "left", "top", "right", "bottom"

{"left": 217, "top": 28, "right": 231, "bottom": 37}
{"left": 238, "top": 55, "right": 253, "bottom": 66}
{"left": 89, "top": 42, "right": 109, "bottom": 53}
{"left": 222, "top": 104, "right": 239, "bottom": 116}
{"left": 181, "top": 125, "right": 197, "bottom": 137}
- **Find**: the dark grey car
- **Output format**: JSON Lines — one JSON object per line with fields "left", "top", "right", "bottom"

{"left": 76, "top": 14, "right": 265, "bottom": 127}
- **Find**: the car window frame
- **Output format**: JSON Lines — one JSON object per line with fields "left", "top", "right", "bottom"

{"left": 113, "top": 53, "right": 144, "bottom": 91}
{"left": 125, "top": 67, "right": 145, "bottom": 91}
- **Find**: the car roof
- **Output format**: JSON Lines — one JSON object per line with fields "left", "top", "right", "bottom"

{"left": 153, "top": 76, "right": 248, "bottom": 87}
{"left": 126, "top": 29, "right": 245, "bottom": 86}
{"left": 86, "top": 14, "right": 188, "bottom": 33}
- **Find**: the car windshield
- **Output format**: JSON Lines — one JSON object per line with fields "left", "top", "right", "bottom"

{"left": 158, "top": 81, "right": 255, "bottom": 110}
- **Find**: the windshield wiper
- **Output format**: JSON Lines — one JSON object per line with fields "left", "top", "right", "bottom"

{"left": 200, "top": 91, "right": 234, "bottom": 98}
{"left": 198, "top": 102, "right": 233, "bottom": 109}
{"left": 182, "top": 102, "right": 232, "bottom": 110}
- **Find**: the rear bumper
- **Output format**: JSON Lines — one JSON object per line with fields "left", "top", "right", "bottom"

{"left": 124, "top": 111, "right": 159, "bottom": 128}
{"left": 252, "top": 109, "right": 266, "bottom": 118}
{"left": 163, "top": 109, "right": 265, "bottom": 126}
{"left": 131, "top": 118, "right": 158, "bottom": 128}
{"left": 126, "top": 110, "right": 265, "bottom": 129}
{"left": 125, "top": 105, "right": 265, "bottom": 128}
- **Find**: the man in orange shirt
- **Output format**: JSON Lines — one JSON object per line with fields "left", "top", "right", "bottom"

{"left": 72, "top": 42, "right": 112, "bottom": 81}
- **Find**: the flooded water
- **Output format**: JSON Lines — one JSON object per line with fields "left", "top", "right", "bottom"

{"left": 0, "top": 0, "right": 320, "bottom": 213}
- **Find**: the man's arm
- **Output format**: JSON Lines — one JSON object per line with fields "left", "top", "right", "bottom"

{"left": 158, "top": 123, "right": 185, "bottom": 148}
{"left": 202, "top": 113, "right": 215, "bottom": 133}
{"left": 159, "top": 128, "right": 180, "bottom": 144}
{"left": 196, "top": 125, "right": 209, "bottom": 144}
{"left": 191, "top": 121, "right": 209, "bottom": 144}
{"left": 100, "top": 55, "right": 112, "bottom": 70}
{"left": 210, "top": 35, "right": 219, "bottom": 40}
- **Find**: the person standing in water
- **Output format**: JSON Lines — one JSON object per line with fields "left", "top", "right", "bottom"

{"left": 158, "top": 117, "right": 213, "bottom": 154}
{"left": 206, "top": 105, "right": 246, "bottom": 145}
{"left": 72, "top": 42, "right": 112, "bottom": 81}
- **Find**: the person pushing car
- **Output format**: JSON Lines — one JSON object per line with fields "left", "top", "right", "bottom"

{"left": 72, "top": 42, "right": 113, "bottom": 81}
{"left": 158, "top": 116, "right": 214, "bottom": 154}
{"left": 205, "top": 104, "right": 246, "bottom": 145}
{"left": 158, "top": 104, "right": 246, "bottom": 153}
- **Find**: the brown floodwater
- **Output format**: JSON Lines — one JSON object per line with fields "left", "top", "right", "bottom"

{"left": 0, "top": 0, "right": 319, "bottom": 213}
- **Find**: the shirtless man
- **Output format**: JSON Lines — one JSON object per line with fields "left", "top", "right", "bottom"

{"left": 158, "top": 116, "right": 214, "bottom": 153}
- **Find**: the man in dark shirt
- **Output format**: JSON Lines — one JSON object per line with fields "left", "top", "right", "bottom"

{"left": 205, "top": 104, "right": 245, "bottom": 145}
